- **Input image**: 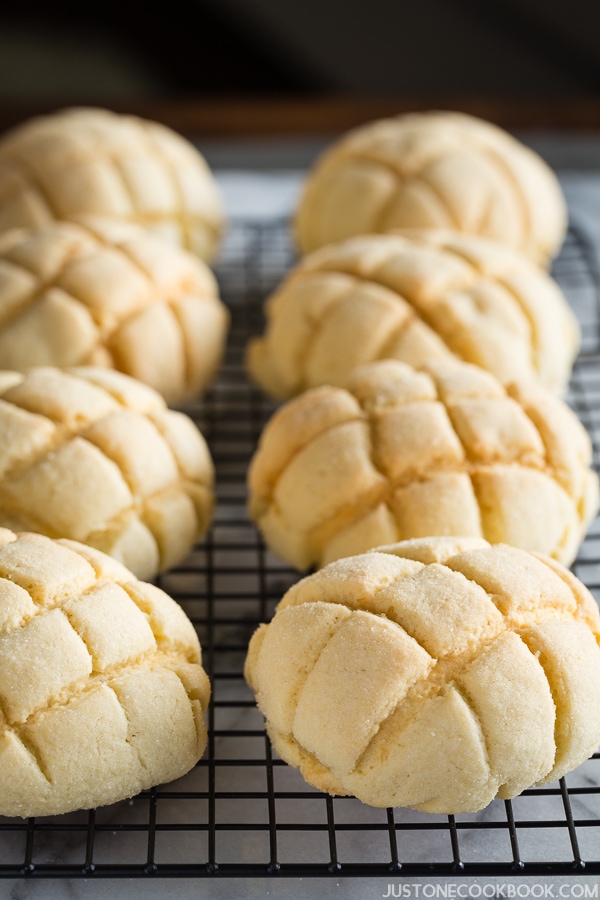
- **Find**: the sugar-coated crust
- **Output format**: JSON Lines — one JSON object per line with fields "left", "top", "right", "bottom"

{"left": 0, "top": 107, "right": 225, "bottom": 262}
{"left": 0, "top": 367, "right": 215, "bottom": 578}
{"left": 246, "top": 230, "right": 579, "bottom": 400}
{"left": 294, "top": 110, "right": 567, "bottom": 264}
{"left": 247, "top": 358, "right": 598, "bottom": 570}
{"left": 0, "top": 529, "right": 210, "bottom": 817}
{"left": 0, "top": 217, "right": 229, "bottom": 405}
{"left": 244, "top": 538, "right": 600, "bottom": 813}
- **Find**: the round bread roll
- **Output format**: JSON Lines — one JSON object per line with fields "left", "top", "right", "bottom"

{"left": 0, "top": 528, "right": 210, "bottom": 817}
{"left": 0, "top": 367, "right": 215, "bottom": 579}
{"left": 245, "top": 537, "right": 600, "bottom": 813}
{"left": 248, "top": 358, "right": 598, "bottom": 570}
{"left": 0, "top": 106, "right": 225, "bottom": 262}
{"left": 0, "top": 217, "right": 229, "bottom": 406}
{"left": 295, "top": 110, "right": 567, "bottom": 265}
{"left": 247, "top": 230, "right": 579, "bottom": 400}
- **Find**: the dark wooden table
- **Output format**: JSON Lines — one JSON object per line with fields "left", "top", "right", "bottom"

{"left": 1, "top": 94, "right": 600, "bottom": 139}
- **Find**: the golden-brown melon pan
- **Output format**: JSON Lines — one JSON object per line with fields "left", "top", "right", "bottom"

{"left": 295, "top": 110, "right": 567, "bottom": 265}
{"left": 248, "top": 358, "right": 598, "bottom": 570}
{"left": 0, "top": 528, "right": 210, "bottom": 818}
{"left": 0, "top": 217, "right": 229, "bottom": 406}
{"left": 0, "top": 106, "right": 225, "bottom": 262}
{"left": 247, "top": 230, "right": 579, "bottom": 400}
{"left": 0, "top": 367, "right": 214, "bottom": 579}
{"left": 245, "top": 537, "right": 600, "bottom": 814}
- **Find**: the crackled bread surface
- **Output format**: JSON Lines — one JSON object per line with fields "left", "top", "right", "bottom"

{"left": 0, "top": 528, "right": 210, "bottom": 818}
{"left": 0, "top": 367, "right": 215, "bottom": 579}
{"left": 0, "top": 107, "right": 225, "bottom": 262}
{"left": 247, "top": 230, "right": 579, "bottom": 400}
{"left": 295, "top": 110, "right": 567, "bottom": 264}
{"left": 248, "top": 359, "right": 598, "bottom": 570}
{"left": 245, "top": 537, "right": 600, "bottom": 813}
{"left": 0, "top": 217, "right": 229, "bottom": 405}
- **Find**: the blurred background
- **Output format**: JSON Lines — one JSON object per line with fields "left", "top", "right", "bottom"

{"left": 0, "top": 0, "right": 599, "bottom": 138}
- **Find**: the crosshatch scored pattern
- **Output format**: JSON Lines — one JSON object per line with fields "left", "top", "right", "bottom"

{"left": 0, "top": 213, "right": 600, "bottom": 880}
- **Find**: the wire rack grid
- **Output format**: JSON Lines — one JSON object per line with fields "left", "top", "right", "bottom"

{"left": 1, "top": 214, "right": 600, "bottom": 882}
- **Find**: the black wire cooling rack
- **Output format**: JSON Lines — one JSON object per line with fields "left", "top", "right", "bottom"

{"left": 1, "top": 215, "right": 600, "bottom": 882}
